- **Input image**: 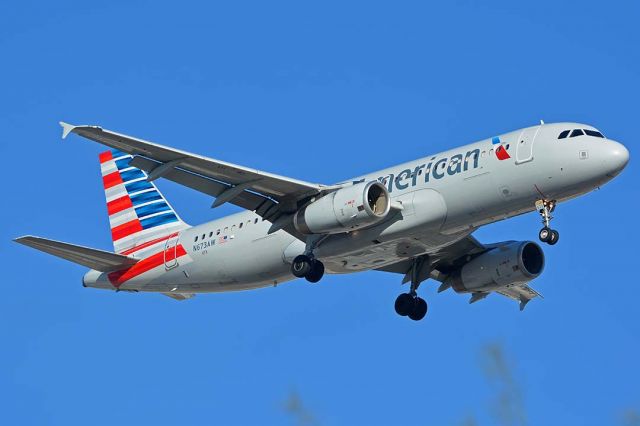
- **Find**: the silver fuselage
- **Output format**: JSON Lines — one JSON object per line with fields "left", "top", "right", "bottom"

{"left": 83, "top": 122, "right": 629, "bottom": 293}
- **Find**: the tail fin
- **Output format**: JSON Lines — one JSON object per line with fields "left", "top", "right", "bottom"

{"left": 99, "top": 149, "right": 189, "bottom": 254}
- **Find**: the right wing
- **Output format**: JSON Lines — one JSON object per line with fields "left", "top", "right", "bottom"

{"left": 14, "top": 236, "right": 138, "bottom": 272}
{"left": 60, "top": 122, "right": 339, "bottom": 233}
{"left": 376, "top": 235, "right": 542, "bottom": 310}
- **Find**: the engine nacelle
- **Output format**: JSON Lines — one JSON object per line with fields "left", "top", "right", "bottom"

{"left": 448, "top": 241, "right": 544, "bottom": 293}
{"left": 293, "top": 181, "right": 391, "bottom": 234}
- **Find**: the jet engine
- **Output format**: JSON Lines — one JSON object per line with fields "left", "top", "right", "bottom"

{"left": 293, "top": 181, "right": 391, "bottom": 234}
{"left": 448, "top": 241, "right": 545, "bottom": 293}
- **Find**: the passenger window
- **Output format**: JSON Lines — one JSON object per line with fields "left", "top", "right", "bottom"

{"left": 558, "top": 130, "right": 570, "bottom": 139}
{"left": 254, "top": 218, "right": 259, "bottom": 224}
{"left": 194, "top": 236, "right": 198, "bottom": 242}
{"left": 570, "top": 129, "right": 584, "bottom": 138}
{"left": 584, "top": 129, "right": 605, "bottom": 138}
{"left": 216, "top": 229, "right": 220, "bottom": 235}
{"left": 209, "top": 232, "right": 213, "bottom": 237}
{"left": 239, "top": 222, "right": 243, "bottom": 229}
{"left": 202, "top": 234, "right": 205, "bottom": 240}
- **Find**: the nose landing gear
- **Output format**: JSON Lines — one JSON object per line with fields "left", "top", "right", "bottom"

{"left": 536, "top": 199, "right": 559, "bottom": 245}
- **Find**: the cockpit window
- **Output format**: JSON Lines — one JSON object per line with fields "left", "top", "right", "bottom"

{"left": 584, "top": 129, "right": 604, "bottom": 138}
{"left": 558, "top": 130, "right": 570, "bottom": 139}
{"left": 570, "top": 129, "right": 584, "bottom": 138}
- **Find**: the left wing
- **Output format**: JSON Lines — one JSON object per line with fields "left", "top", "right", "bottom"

{"left": 376, "top": 235, "right": 542, "bottom": 310}
{"left": 60, "top": 122, "right": 339, "bottom": 234}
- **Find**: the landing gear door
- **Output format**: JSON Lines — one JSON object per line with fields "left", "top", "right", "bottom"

{"left": 164, "top": 233, "right": 179, "bottom": 270}
{"left": 515, "top": 125, "right": 541, "bottom": 164}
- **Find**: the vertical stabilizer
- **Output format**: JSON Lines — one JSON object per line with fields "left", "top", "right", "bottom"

{"left": 99, "top": 149, "right": 189, "bottom": 254}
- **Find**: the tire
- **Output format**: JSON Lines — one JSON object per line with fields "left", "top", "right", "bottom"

{"left": 291, "top": 255, "right": 312, "bottom": 278}
{"left": 548, "top": 230, "right": 560, "bottom": 245}
{"left": 539, "top": 227, "right": 552, "bottom": 243}
{"left": 305, "top": 260, "right": 325, "bottom": 283}
{"left": 394, "top": 293, "right": 414, "bottom": 316}
{"left": 408, "top": 297, "right": 428, "bottom": 321}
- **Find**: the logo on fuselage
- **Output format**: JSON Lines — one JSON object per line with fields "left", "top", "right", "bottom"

{"left": 492, "top": 137, "right": 510, "bottom": 161}
{"left": 368, "top": 148, "right": 482, "bottom": 193}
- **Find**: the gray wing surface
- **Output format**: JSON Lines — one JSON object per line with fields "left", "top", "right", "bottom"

{"left": 14, "top": 236, "right": 138, "bottom": 272}
{"left": 376, "top": 235, "right": 541, "bottom": 310}
{"left": 59, "top": 122, "right": 337, "bottom": 231}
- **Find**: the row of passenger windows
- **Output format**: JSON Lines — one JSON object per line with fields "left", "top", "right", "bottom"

{"left": 558, "top": 129, "right": 604, "bottom": 139}
{"left": 194, "top": 217, "right": 261, "bottom": 242}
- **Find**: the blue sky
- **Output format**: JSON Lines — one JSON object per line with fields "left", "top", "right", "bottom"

{"left": 1, "top": 1, "right": 639, "bottom": 425}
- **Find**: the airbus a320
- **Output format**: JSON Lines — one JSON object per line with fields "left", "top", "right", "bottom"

{"left": 15, "top": 121, "right": 629, "bottom": 320}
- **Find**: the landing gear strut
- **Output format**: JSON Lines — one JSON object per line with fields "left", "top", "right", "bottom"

{"left": 536, "top": 199, "right": 559, "bottom": 245}
{"left": 291, "top": 254, "right": 325, "bottom": 283}
{"left": 394, "top": 256, "right": 429, "bottom": 321}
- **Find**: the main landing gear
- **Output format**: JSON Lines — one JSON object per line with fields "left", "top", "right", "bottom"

{"left": 394, "top": 256, "right": 429, "bottom": 321}
{"left": 291, "top": 254, "right": 325, "bottom": 283}
{"left": 395, "top": 292, "right": 428, "bottom": 321}
{"left": 536, "top": 199, "right": 559, "bottom": 246}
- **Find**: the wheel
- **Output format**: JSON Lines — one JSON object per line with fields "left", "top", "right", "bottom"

{"left": 548, "top": 230, "right": 559, "bottom": 245}
{"left": 394, "top": 293, "right": 414, "bottom": 316}
{"left": 408, "top": 297, "right": 428, "bottom": 321}
{"left": 539, "top": 227, "right": 552, "bottom": 243}
{"left": 305, "top": 260, "right": 325, "bottom": 283}
{"left": 291, "top": 255, "right": 312, "bottom": 278}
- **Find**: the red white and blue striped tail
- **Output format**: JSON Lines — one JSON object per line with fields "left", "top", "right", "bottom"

{"left": 99, "top": 149, "right": 189, "bottom": 254}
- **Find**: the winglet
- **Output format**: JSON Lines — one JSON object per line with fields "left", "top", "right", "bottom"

{"left": 59, "top": 121, "right": 76, "bottom": 139}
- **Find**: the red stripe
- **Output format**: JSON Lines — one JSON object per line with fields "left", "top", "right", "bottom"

{"left": 120, "top": 233, "right": 176, "bottom": 255}
{"left": 107, "top": 195, "right": 133, "bottom": 215}
{"left": 103, "top": 171, "right": 123, "bottom": 189}
{"left": 108, "top": 244, "right": 187, "bottom": 287}
{"left": 111, "top": 219, "right": 143, "bottom": 241}
{"left": 99, "top": 151, "right": 113, "bottom": 164}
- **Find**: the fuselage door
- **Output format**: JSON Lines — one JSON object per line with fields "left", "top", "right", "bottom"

{"left": 515, "top": 125, "right": 541, "bottom": 164}
{"left": 164, "top": 233, "right": 179, "bottom": 270}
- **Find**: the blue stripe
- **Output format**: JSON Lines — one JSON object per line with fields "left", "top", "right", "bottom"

{"left": 140, "top": 212, "right": 178, "bottom": 229}
{"left": 111, "top": 149, "right": 127, "bottom": 158}
{"left": 135, "top": 202, "right": 170, "bottom": 218}
{"left": 125, "top": 180, "right": 154, "bottom": 193}
{"left": 120, "top": 169, "right": 146, "bottom": 182}
{"left": 130, "top": 191, "right": 162, "bottom": 205}
{"left": 115, "top": 158, "right": 132, "bottom": 170}
{"left": 492, "top": 136, "right": 500, "bottom": 145}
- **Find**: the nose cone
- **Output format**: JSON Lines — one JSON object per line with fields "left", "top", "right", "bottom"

{"left": 605, "top": 140, "right": 630, "bottom": 177}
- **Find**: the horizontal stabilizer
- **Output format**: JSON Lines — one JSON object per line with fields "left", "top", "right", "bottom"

{"left": 14, "top": 236, "right": 138, "bottom": 272}
{"left": 162, "top": 292, "right": 195, "bottom": 301}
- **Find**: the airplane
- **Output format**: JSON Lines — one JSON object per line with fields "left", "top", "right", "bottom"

{"left": 14, "top": 121, "right": 629, "bottom": 320}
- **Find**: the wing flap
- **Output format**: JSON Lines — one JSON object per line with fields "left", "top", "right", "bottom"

{"left": 14, "top": 236, "right": 138, "bottom": 272}
{"left": 497, "top": 284, "right": 542, "bottom": 311}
